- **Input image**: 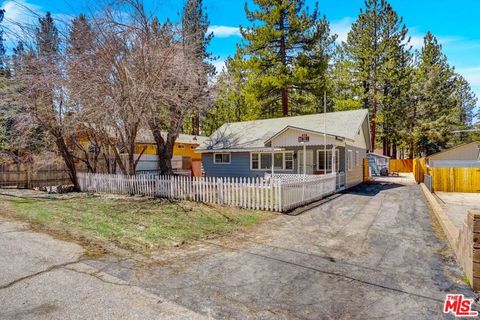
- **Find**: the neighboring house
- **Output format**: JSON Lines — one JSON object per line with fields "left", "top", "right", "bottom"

{"left": 78, "top": 129, "right": 208, "bottom": 175}
{"left": 427, "top": 141, "right": 480, "bottom": 168}
{"left": 133, "top": 130, "right": 209, "bottom": 174}
{"left": 197, "top": 109, "right": 371, "bottom": 189}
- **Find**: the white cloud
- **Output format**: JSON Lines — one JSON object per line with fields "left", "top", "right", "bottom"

{"left": 1, "top": 0, "right": 42, "bottom": 42}
{"left": 330, "top": 17, "right": 353, "bottom": 43}
{"left": 212, "top": 59, "right": 226, "bottom": 74}
{"left": 207, "top": 25, "right": 241, "bottom": 38}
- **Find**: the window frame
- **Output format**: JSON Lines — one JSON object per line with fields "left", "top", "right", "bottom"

{"left": 316, "top": 149, "right": 340, "bottom": 173}
{"left": 250, "top": 151, "right": 294, "bottom": 171}
{"left": 213, "top": 152, "right": 231, "bottom": 164}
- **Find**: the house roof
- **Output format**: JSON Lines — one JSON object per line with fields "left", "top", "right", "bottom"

{"left": 428, "top": 141, "right": 480, "bottom": 160}
{"left": 197, "top": 109, "right": 370, "bottom": 152}
{"left": 135, "top": 129, "right": 209, "bottom": 145}
{"left": 367, "top": 152, "right": 390, "bottom": 159}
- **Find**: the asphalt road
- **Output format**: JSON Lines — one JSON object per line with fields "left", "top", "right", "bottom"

{"left": 0, "top": 179, "right": 476, "bottom": 319}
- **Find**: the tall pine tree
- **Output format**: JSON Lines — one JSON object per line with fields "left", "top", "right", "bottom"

{"left": 239, "top": 0, "right": 334, "bottom": 117}
{"left": 181, "top": 0, "right": 214, "bottom": 135}
{"left": 342, "top": 0, "right": 410, "bottom": 152}
{"left": 411, "top": 32, "right": 457, "bottom": 156}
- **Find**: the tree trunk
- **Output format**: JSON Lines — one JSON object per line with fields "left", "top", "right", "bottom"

{"left": 281, "top": 89, "right": 288, "bottom": 116}
{"left": 279, "top": 9, "right": 288, "bottom": 116}
{"left": 192, "top": 114, "right": 200, "bottom": 135}
{"left": 392, "top": 143, "right": 397, "bottom": 159}
{"left": 54, "top": 136, "right": 80, "bottom": 191}
{"left": 127, "top": 143, "right": 136, "bottom": 175}
{"left": 149, "top": 122, "right": 174, "bottom": 175}
{"left": 370, "top": 94, "right": 377, "bottom": 152}
{"left": 158, "top": 135, "right": 175, "bottom": 175}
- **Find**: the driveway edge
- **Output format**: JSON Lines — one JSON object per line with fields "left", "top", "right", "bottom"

{"left": 420, "top": 183, "right": 480, "bottom": 291}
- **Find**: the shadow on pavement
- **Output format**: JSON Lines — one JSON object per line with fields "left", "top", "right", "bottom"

{"left": 343, "top": 181, "right": 405, "bottom": 197}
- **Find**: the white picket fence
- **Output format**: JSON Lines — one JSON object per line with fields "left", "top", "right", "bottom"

{"left": 77, "top": 172, "right": 338, "bottom": 212}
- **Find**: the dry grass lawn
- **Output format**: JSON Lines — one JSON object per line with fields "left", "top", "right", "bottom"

{"left": 0, "top": 192, "right": 273, "bottom": 255}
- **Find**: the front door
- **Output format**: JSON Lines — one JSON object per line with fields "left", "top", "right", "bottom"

{"left": 298, "top": 149, "right": 314, "bottom": 174}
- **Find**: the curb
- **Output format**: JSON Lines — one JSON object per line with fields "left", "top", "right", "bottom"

{"left": 419, "top": 183, "right": 459, "bottom": 251}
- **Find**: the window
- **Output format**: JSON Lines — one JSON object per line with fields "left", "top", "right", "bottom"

{"left": 260, "top": 153, "right": 272, "bottom": 169}
{"left": 377, "top": 157, "right": 387, "bottom": 165}
{"left": 317, "top": 149, "right": 340, "bottom": 173}
{"left": 250, "top": 152, "right": 294, "bottom": 171}
{"left": 214, "top": 153, "right": 231, "bottom": 164}
{"left": 177, "top": 144, "right": 185, "bottom": 149}
{"left": 251, "top": 153, "right": 259, "bottom": 169}
{"left": 285, "top": 152, "right": 294, "bottom": 170}
{"left": 355, "top": 151, "right": 360, "bottom": 167}
{"left": 347, "top": 150, "right": 353, "bottom": 171}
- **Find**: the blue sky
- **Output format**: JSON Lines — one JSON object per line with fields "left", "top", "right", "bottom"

{"left": 2, "top": 0, "right": 479, "bottom": 116}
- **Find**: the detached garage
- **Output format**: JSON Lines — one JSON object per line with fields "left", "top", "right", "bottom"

{"left": 427, "top": 141, "right": 480, "bottom": 168}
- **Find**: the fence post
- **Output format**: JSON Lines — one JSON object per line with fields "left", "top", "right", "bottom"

{"left": 217, "top": 178, "right": 223, "bottom": 205}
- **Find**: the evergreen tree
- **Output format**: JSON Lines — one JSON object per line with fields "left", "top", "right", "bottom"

{"left": 35, "top": 12, "right": 59, "bottom": 58}
{"left": 203, "top": 54, "right": 253, "bottom": 135}
{"left": 0, "top": 9, "right": 6, "bottom": 75}
{"left": 68, "top": 14, "right": 94, "bottom": 55}
{"left": 181, "top": 0, "right": 214, "bottom": 135}
{"left": 452, "top": 74, "right": 477, "bottom": 142}
{"left": 239, "top": 0, "right": 334, "bottom": 117}
{"left": 342, "top": 0, "right": 410, "bottom": 152}
{"left": 411, "top": 32, "right": 458, "bottom": 156}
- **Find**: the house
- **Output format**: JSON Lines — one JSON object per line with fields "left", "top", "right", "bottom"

{"left": 196, "top": 109, "right": 370, "bottom": 189}
{"left": 133, "top": 130, "right": 209, "bottom": 174}
{"left": 78, "top": 128, "right": 209, "bottom": 175}
{"left": 427, "top": 141, "right": 480, "bottom": 168}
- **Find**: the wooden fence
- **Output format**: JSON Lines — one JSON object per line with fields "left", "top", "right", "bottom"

{"left": 389, "top": 159, "right": 413, "bottom": 173}
{"left": 0, "top": 163, "right": 71, "bottom": 188}
{"left": 413, "top": 158, "right": 426, "bottom": 183}
{"left": 427, "top": 167, "right": 480, "bottom": 193}
{"left": 77, "top": 172, "right": 338, "bottom": 212}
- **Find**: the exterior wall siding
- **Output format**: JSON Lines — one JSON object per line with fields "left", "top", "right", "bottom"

{"left": 344, "top": 144, "right": 367, "bottom": 188}
{"left": 135, "top": 142, "right": 202, "bottom": 160}
{"left": 203, "top": 146, "right": 350, "bottom": 178}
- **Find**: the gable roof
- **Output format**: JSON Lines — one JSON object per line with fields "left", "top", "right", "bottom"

{"left": 198, "top": 109, "right": 370, "bottom": 152}
{"left": 428, "top": 141, "right": 480, "bottom": 160}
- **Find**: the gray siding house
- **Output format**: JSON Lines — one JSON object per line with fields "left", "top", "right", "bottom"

{"left": 197, "top": 109, "right": 371, "bottom": 189}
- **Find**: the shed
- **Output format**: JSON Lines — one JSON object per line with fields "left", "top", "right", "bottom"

{"left": 367, "top": 153, "right": 390, "bottom": 176}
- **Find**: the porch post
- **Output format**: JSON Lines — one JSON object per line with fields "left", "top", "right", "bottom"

{"left": 301, "top": 142, "right": 306, "bottom": 201}
{"left": 271, "top": 147, "right": 274, "bottom": 176}
{"left": 332, "top": 145, "right": 336, "bottom": 173}
{"left": 302, "top": 143, "right": 306, "bottom": 175}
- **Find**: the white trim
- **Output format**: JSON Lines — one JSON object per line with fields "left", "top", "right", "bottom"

{"left": 250, "top": 151, "right": 294, "bottom": 171}
{"left": 213, "top": 152, "right": 231, "bottom": 164}
{"left": 316, "top": 149, "right": 340, "bottom": 173}
{"left": 347, "top": 150, "right": 353, "bottom": 171}
{"left": 264, "top": 125, "right": 350, "bottom": 144}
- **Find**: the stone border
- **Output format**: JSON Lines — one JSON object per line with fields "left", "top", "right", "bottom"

{"left": 420, "top": 183, "right": 480, "bottom": 291}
